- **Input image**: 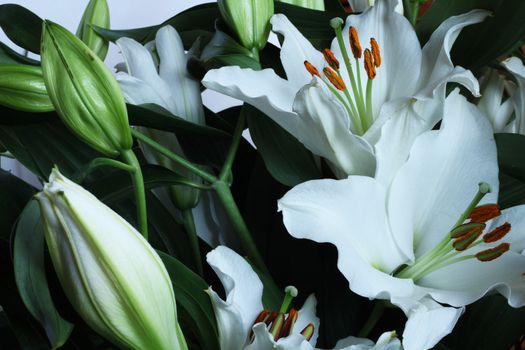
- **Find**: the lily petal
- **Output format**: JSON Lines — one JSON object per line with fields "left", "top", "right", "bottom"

{"left": 116, "top": 73, "right": 174, "bottom": 111}
{"left": 388, "top": 90, "right": 498, "bottom": 259}
{"left": 292, "top": 81, "right": 375, "bottom": 176}
{"left": 502, "top": 56, "right": 525, "bottom": 133}
{"left": 478, "top": 69, "right": 515, "bottom": 132}
{"left": 292, "top": 294, "right": 320, "bottom": 345}
{"left": 206, "top": 246, "right": 264, "bottom": 350}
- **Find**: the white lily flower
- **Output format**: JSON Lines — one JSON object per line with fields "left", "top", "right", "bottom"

{"left": 348, "top": 0, "right": 403, "bottom": 14}
{"left": 206, "top": 246, "right": 402, "bottom": 350}
{"left": 478, "top": 56, "right": 525, "bottom": 134}
{"left": 203, "top": 0, "right": 487, "bottom": 184}
{"left": 278, "top": 91, "right": 525, "bottom": 350}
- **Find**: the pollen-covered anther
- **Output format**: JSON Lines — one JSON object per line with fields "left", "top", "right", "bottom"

{"left": 475, "top": 242, "right": 510, "bottom": 262}
{"left": 452, "top": 224, "right": 484, "bottom": 251}
{"left": 278, "top": 309, "right": 298, "bottom": 340}
{"left": 370, "top": 38, "right": 381, "bottom": 67}
{"left": 364, "top": 49, "right": 376, "bottom": 80}
{"left": 469, "top": 203, "right": 501, "bottom": 223}
{"left": 483, "top": 222, "right": 511, "bottom": 243}
{"left": 253, "top": 310, "right": 271, "bottom": 324}
{"left": 304, "top": 60, "right": 320, "bottom": 77}
{"left": 349, "top": 26, "right": 362, "bottom": 59}
{"left": 323, "top": 67, "right": 347, "bottom": 90}
{"left": 322, "top": 48, "right": 340, "bottom": 70}
{"left": 300, "top": 323, "right": 315, "bottom": 341}
{"left": 450, "top": 222, "right": 486, "bottom": 239}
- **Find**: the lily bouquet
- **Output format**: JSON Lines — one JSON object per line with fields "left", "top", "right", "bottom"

{"left": 0, "top": 0, "right": 524, "bottom": 349}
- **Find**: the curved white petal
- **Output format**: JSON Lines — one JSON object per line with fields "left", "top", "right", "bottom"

{"left": 279, "top": 177, "right": 414, "bottom": 300}
{"left": 270, "top": 14, "right": 325, "bottom": 90}
{"left": 333, "top": 0, "right": 422, "bottom": 119}
{"left": 388, "top": 90, "right": 499, "bottom": 259}
{"left": 202, "top": 67, "right": 301, "bottom": 133}
{"left": 206, "top": 246, "right": 263, "bottom": 350}
{"left": 155, "top": 25, "right": 205, "bottom": 124}
{"left": 502, "top": 56, "right": 525, "bottom": 133}
{"left": 417, "top": 10, "right": 489, "bottom": 98}
{"left": 478, "top": 69, "right": 515, "bottom": 132}
{"left": 292, "top": 294, "right": 320, "bottom": 346}
{"left": 402, "top": 299, "right": 463, "bottom": 350}
{"left": 293, "top": 81, "right": 376, "bottom": 176}
{"left": 335, "top": 331, "right": 401, "bottom": 350}
{"left": 116, "top": 73, "right": 174, "bottom": 111}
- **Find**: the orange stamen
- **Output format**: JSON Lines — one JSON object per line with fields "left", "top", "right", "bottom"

{"left": 483, "top": 222, "right": 511, "bottom": 243}
{"left": 304, "top": 60, "right": 320, "bottom": 78}
{"left": 364, "top": 49, "right": 376, "bottom": 80}
{"left": 253, "top": 310, "right": 270, "bottom": 324}
{"left": 279, "top": 309, "right": 298, "bottom": 339}
{"left": 452, "top": 225, "right": 484, "bottom": 251}
{"left": 349, "top": 26, "right": 362, "bottom": 59}
{"left": 370, "top": 38, "right": 381, "bottom": 67}
{"left": 469, "top": 204, "right": 501, "bottom": 223}
{"left": 300, "top": 323, "right": 315, "bottom": 341}
{"left": 475, "top": 242, "right": 510, "bottom": 262}
{"left": 323, "top": 67, "right": 347, "bottom": 90}
{"left": 322, "top": 48, "right": 340, "bottom": 70}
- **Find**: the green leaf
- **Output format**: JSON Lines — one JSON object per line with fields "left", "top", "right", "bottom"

{"left": 0, "top": 4, "right": 43, "bottom": 54}
{"left": 246, "top": 105, "right": 321, "bottom": 186}
{"left": 0, "top": 42, "right": 40, "bottom": 65}
{"left": 13, "top": 200, "right": 74, "bottom": 349}
{"left": 495, "top": 133, "right": 525, "bottom": 183}
{"left": 158, "top": 251, "right": 220, "bottom": 350}
{"left": 417, "top": 0, "right": 525, "bottom": 71}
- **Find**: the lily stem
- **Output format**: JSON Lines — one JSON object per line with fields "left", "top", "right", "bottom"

{"left": 182, "top": 209, "right": 204, "bottom": 276}
{"left": 73, "top": 157, "right": 135, "bottom": 184}
{"left": 358, "top": 301, "right": 386, "bottom": 338}
{"left": 121, "top": 149, "right": 148, "bottom": 240}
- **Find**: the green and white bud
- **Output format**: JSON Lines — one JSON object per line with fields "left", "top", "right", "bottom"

{"left": 0, "top": 64, "right": 54, "bottom": 112}
{"left": 277, "top": 0, "right": 325, "bottom": 11}
{"left": 218, "top": 0, "right": 274, "bottom": 50}
{"left": 41, "top": 21, "right": 132, "bottom": 157}
{"left": 35, "top": 169, "right": 188, "bottom": 350}
{"left": 76, "top": 0, "right": 110, "bottom": 60}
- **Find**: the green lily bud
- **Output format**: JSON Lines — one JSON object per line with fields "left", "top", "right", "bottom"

{"left": 76, "top": 0, "right": 110, "bottom": 60}
{"left": 0, "top": 64, "right": 54, "bottom": 112}
{"left": 35, "top": 169, "right": 188, "bottom": 350}
{"left": 277, "top": 0, "right": 325, "bottom": 10}
{"left": 218, "top": 0, "right": 274, "bottom": 50}
{"left": 41, "top": 21, "right": 132, "bottom": 157}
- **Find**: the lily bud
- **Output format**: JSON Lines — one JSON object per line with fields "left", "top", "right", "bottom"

{"left": 41, "top": 21, "right": 132, "bottom": 157}
{"left": 76, "top": 0, "right": 110, "bottom": 60}
{"left": 218, "top": 0, "right": 273, "bottom": 50}
{"left": 0, "top": 64, "right": 54, "bottom": 112}
{"left": 277, "top": 0, "right": 325, "bottom": 10}
{"left": 35, "top": 169, "right": 188, "bottom": 350}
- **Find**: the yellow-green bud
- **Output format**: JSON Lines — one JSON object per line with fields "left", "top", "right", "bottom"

{"left": 218, "top": 0, "right": 274, "bottom": 50}
{"left": 76, "top": 0, "right": 110, "bottom": 60}
{"left": 41, "top": 21, "right": 132, "bottom": 157}
{"left": 35, "top": 169, "right": 188, "bottom": 350}
{"left": 0, "top": 64, "right": 54, "bottom": 112}
{"left": 277, "top": 0, "right": 325, "bottom": 10}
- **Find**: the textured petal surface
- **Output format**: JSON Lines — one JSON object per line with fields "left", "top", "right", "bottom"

{"left": 502, "top": 56, "right": 525, "bottom": 133}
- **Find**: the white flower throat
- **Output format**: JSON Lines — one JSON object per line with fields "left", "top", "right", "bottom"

{"left": 395, "top": 182, "right": 512, "bottom": 282}
{"left": 304, "top": 18, "right": 381, "bottom": 136}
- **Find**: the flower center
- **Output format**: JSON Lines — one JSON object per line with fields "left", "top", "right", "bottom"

{"left": 249, "top": 286, "right": 314, "bottom": 342}
{"left": 303, "top": 17, "right": 381, "bottom": 136}
{"left": 395, "top": 182, "right": 512, "bottom": 282}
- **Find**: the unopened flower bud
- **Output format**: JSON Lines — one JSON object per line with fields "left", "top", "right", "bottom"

{"left": 76, "top": 0, "right": 110, "bottom": 60}
{"left": 41, "top": 21, "right": 132, "bottom": 157}
{"left": 36, "top": 169, "right": 188, "bottom": 350}
{"left": 218, "top": 0, "right": 274, "bottom": 50}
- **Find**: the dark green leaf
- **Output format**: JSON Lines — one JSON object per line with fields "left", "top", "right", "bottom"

{"left": 0, "top": 42, "right": 40, "bottom": 65}
{"left": 93, "top": 25, "right": 157, "bottom": 43}
{"left": 0, "top": 4, "right": 43, "bottom": 53}
{"left": 246, "top": 105, "right": 321, "bottom": 186}
{"left": 499, "top": 173, "right": 525, "bottom": 209}
{"left": 158, "top": 251, "right": 220, "bottom": 350}
{"left": 324, "top": 0, "right": 346, "bottom": 12}
{"left": 13, "top": 200, "right": 74, "bottom": 348}
{"left": 495, "top": 133, "right": 525, "bottom": 183}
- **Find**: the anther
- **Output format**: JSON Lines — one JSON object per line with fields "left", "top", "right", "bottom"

{"left": 322, "top": 48, "right": 340, "bottom": 70}
{"left": 450, "top": 222, "right": 486, "bottom": 239}
{"left": 280, "top": 309, "right": 298, "bottom": 339}
{"left": 323, "top": 67, "right": 347, "bottom": 90}
{"left": 452, "top": 225, "right": 484, "bottom": 251}
{"left": 475, "top": 242, "right": 510, "bottom": 262}
{"left": 370, "top": 38, "right": 381, "bottom": 67}
{"left": 253, "top": 310, "right": 270, "bottom": 324}
{"left": 483, "top": 222, "right": 511, "bottom": 243}
{"left": 270, "top": 313, "right": 285, "bottom": 340}
{"left": 364, "top": 49, "right": 376, "bottom": 80}
{"left": 349, "top": 26, "right": 362, "bottom": 59}
{"left": 300, "top": 323, "right": 315, "bottom": 341}
{"left": 304, "top": 61, "right": 320, "bottom": 78}
{"left": 469, "top": 204, "right": 501, "bottom": 223}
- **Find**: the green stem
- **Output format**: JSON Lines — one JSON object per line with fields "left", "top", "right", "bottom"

{"left": 121, "top": 150, "right": 148, "bottom": 239}
{"left": 358, "top": 301, "right": 386, "bottom": 338}
{"left": 182, "top": 209, "right": 204, "bottom": 276}
{"left": 219, "top": 112, "right": 245, "bottom": 181}
{"left": 73, "top": 157, "right": 135, "bottom": 184}
{"left": 213, "top": 180, "right": 271, "bottom": 277}
{"left": 131, "top": 128, "right": 217, "bottom": 184}
{"left": 410, "top": 1, "right": 420, "bottom": 27}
